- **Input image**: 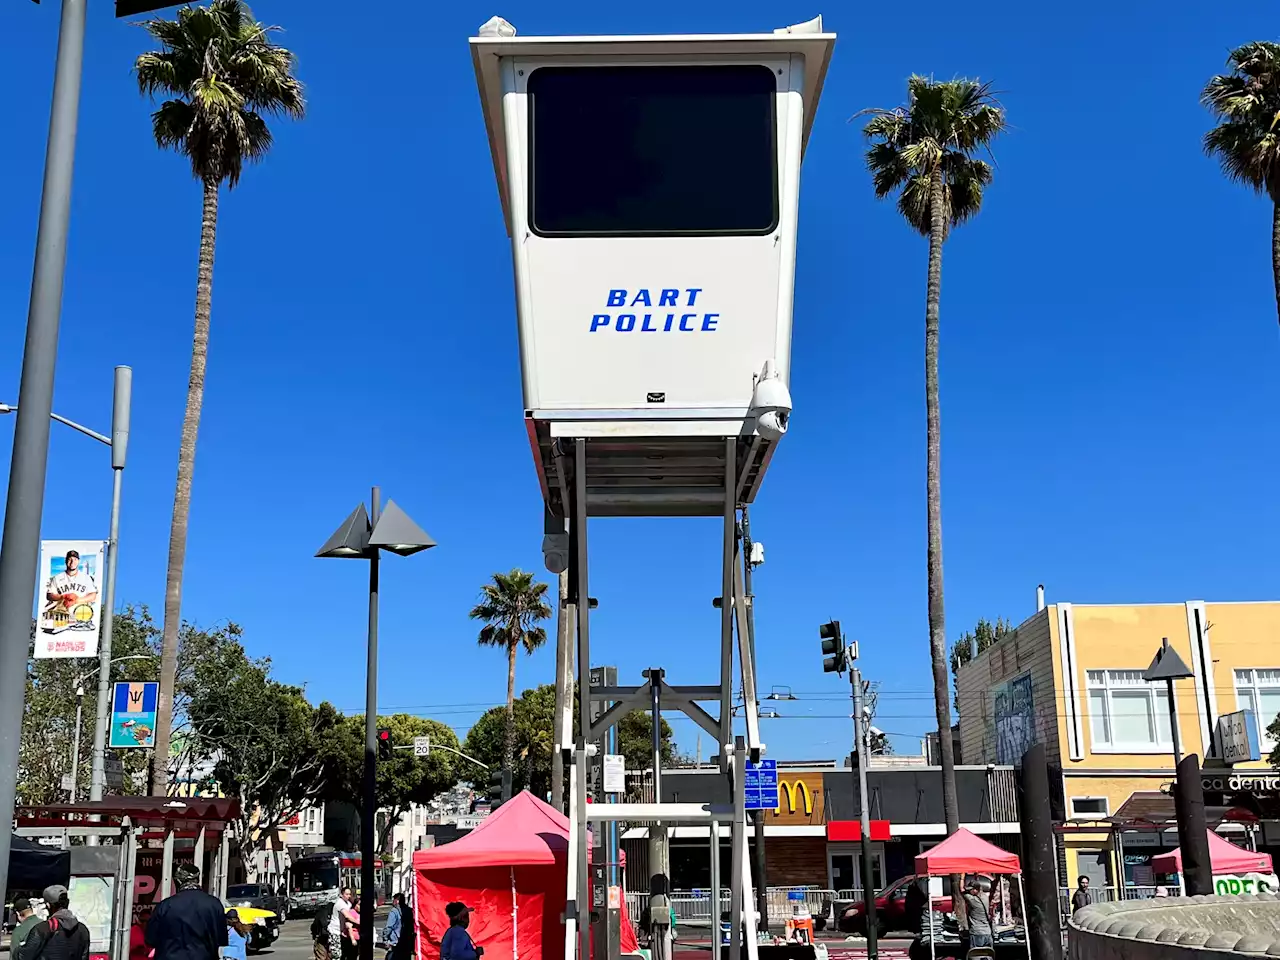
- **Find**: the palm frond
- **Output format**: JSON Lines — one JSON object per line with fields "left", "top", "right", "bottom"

{"left": 135, "top": 0, "right": 304, "bottom": 187}
{"left": 1204, "top": 41, "right": 1280, "bottom": 200}
{"left": 861, "top": 74, "right": 1004, "bottom": 235}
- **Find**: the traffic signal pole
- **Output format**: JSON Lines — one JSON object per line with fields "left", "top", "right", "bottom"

{"left": 851, "top": 668, "right": 877, "bottom": 960}
{"left": 821, "top": 622, "right": 877, "bottom": 958}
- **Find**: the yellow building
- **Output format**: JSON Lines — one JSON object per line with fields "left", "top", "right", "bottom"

{"left": 956, "top": 597, "right": 1280, "bottom": 895}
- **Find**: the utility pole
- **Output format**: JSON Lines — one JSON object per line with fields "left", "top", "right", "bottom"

{"left": 851, "top": 668, "right": 877, "bottom": 960}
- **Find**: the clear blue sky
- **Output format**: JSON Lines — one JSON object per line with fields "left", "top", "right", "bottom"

{"left": 3, "top": 0, "right": 1279, "bottom": 761}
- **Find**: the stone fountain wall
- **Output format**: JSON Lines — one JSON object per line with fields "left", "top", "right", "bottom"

{"left": 1070, "top": 894, "right": 1280, "bottom": 959}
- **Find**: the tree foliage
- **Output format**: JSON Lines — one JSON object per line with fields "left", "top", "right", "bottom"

{"left": 948, "top": 618, "right": 1015, "bottom": 710}
{"left": 862, "top": 77, "right": 1004, "bottom": 238}
{"left": 320, "top": 714, "right": 462, "bottom": 853}
{"left": 469, "top": 570, "right": 552, "bottom": 773}
{"left": 1203, "top": 43, "right": 1280, "bottom": 201}
{"left": 135, "top": 0, "right": 305, "bottom": 188}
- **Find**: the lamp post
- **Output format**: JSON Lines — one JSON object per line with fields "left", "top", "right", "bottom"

{"left": 317, "top": 488, "right": 435, "bottom": 960}
{"left": 1, "top": 366, "right": 132, "bottom": 811}
{"left": 0, "top": 0, "right": 177, "bottom": 897}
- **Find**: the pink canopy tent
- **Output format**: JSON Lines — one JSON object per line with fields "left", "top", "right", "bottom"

{"left": 914, "top": 828, "right": 1022, "bottom": 876}
{"left": 1149, "top": 831, "right": 1273, "bottom": 875}
{"left": 413, "top": 792, "right": 638, "bottom": 960}
{"left": 914, "top": 829, "right": 1023, "bottom": 960}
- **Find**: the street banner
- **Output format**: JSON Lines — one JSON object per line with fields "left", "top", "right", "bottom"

{"left": 110, "top": 682, "right": 158, "bottom": 748}
{"left": 34, "top": 539, "right": 106, "bottom": 659}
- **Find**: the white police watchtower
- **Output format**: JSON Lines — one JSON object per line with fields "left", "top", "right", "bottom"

{"left": 471, "top": 16, "right": 834, "bottom": 960}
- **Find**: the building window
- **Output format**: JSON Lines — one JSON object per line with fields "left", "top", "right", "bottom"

{"left": 1235, "top": 669, "right": 1280, "bottom": 748}
{"left": 1086, "top": 669, "right": 1173, "bottom": 751}
{"left": 1069, "top": 796, "right": 1109, "bottom": 818}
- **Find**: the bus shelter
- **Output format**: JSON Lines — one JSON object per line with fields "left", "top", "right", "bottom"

{"left": 14, "top": 797, "right": 240, "bottom": 960}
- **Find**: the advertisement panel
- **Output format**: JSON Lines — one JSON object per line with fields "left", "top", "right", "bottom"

{"left": 1217, "top": 710, "right": 1262, "bottom": 764}
{"left": 34, "top": 539, "right": 105, "bottom": 659}
{"left": 110, "top": 682, "right": 158, "bottom": 748}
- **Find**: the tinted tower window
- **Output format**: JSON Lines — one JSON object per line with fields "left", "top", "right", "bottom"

{"left": 528, "top": 65, "right": 778, "bottom": 236}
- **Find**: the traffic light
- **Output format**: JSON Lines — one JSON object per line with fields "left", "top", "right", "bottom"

{"left": 820, "top": 620, "right": 845, "bottom": 674}
{"left": 488, "top": 769, "right": 510, "bottom": 808}
{"left": 377, "top": 728, "right": 393, "bottom": 761}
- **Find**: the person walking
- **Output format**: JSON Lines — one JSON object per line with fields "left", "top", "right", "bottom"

{"left": 440, "top": 903, "right": 480, "bottom": 960}
{"left": 145, "top": 863, "right": 228, "bottom": 960}
{"left": 960, "top": 877, "right": 993, "bottom": 949}
{"left": 1072, "top": 876, "right": 1092, "bottom": 914}
{"left": 326, "top": 889, "right": 358, "bottom": 960}
{"left": 391, "top": 895, "right": 414, "bottom": 960}
{"left": 11, "top": 898, "right": 41, "bottom": 955}
{"left": 382, "top": 895, "right": 401, "bottom": 960}
{"left": 17, "top": 885, "right": 90, "bottom": 960}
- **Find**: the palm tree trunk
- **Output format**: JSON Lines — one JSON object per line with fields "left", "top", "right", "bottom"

{"left": 924, "top": 164, "right": 965, "bottom": 923}
{"left": 1272, "top": 199, "right": 1280, "bottom": 328}
{"left": 151, "top": 177, "right": 219, "bottom": 796}
{"left": 505, "top": 641, "right": 518, "bottom": 776}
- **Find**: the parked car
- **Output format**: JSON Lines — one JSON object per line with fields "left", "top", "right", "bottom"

{"left": 838, "top": 875, "right": 955, "bottom": 938}
{"left": 225, "top": 885, "right": 289, "bottom": 924}
{"left": 224, "top": 903, "right": 281, "bottom": 952}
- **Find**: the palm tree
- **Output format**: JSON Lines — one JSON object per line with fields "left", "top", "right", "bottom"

{"left": 861, "top": 77, "right": 1005, "bottom": 842}
{"left": 1203, "top": 42, "right": 1280, "bottom": 326}
{"left": 470, "top": 569, "right": 553, "bottom": 775}
{"left": 136, "top": 0, "right": 304, "bottom": 794}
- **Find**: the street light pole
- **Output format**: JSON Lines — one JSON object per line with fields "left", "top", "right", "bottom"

{"left": 90, "top": 366, "right": 132, "bottom": 805}
{"left": 0, "top": 0, "right": 89, "bottom": 902}
{"left": 361, "top": 487, "right": 380, "bottom": 960}
{"left": 317, "top": 491, "right": 435, "bottom": 960}
{"left": 851, "top": 668, "right": 878, "bottom": 960}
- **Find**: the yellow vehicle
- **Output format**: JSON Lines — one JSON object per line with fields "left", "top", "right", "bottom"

{"left": 225, "top": 904, "right": 281, "bottom": 952}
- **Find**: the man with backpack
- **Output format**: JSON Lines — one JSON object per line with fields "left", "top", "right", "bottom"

{"left": 17, "top": 886, "right": 90, "bottom": 960}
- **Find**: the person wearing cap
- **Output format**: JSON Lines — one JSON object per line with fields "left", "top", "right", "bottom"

{"left": 440, "top": 903, "right": 481, "bottom": 960}
{"left": 44, "top": 550, "right": 98, "bottom": 608}
{"left": 146, "top": 863, "right": 227, "bottom": 960}
{"left": 11, "top": 898, "right": 41, "bottom": 955}
{"left": 17, "top": 885, "right": 89, "bottom": 960}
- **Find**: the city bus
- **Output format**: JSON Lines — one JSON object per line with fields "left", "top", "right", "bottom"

{"left": 289, "top": 852, "right": 388, "bottom": 916}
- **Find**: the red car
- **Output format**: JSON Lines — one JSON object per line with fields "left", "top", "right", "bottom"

{"left": 838, "top": 875, "right": 955, "bottom": 937}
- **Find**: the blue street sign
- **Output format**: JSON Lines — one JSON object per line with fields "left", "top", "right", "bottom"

{"left": 744, "top": 758, "right": 779, "bottom": 811}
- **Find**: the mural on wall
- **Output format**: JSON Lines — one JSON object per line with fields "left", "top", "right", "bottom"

{"left": 993, "top": 672, "right": 1036, "bottom": 765}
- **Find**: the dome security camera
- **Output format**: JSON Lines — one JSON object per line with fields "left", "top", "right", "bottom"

{"left": 751, "top": 359, "right": 792, "bottom": 441}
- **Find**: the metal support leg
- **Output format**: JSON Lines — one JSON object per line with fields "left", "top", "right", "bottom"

{"left": 710, "top": 819, "right": 722, "bottom": 947}
{"left": 719, "top": 439, "right": 736, "bottom": 770}
{"left": 574, "top": 439, "right": 592, "bottom": 960}
{"left": 565, "top": 753, "right": 581, "bottom": 960}
{"left": 161, "top": 827, "right": 175, "bottom": 901}
{"left": 729, "top": 738, "right": 745, "bottom": 960}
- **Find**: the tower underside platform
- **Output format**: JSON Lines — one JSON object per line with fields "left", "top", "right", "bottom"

{"left": 527, "top": 417, "right": 776, "bottom": 518}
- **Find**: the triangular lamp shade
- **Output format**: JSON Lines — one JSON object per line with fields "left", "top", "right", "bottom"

{"left": 369, "top": 500, "right": 436, "bottom": 556}
{"left": 316, "top": 503, "right": 371, "bottom": 558}
{"left": 1144, "top": 638, "right": 1194, "bottom": 682}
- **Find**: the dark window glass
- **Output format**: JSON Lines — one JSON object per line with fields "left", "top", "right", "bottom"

{"left": 529, "top": 65, "right": 778, "bottom": 236}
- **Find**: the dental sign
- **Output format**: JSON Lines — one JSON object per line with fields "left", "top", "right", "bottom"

{"left": 589, "top": 288, "right": 721, "bottom": 334}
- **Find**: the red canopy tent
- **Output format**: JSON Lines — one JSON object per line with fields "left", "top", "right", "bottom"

{"left": 914, "top": 829, "right": 1023, "bottom": 960}
{"left": 914, "top": 828, "right": 1021, "bottom": 877}
{"left": 1149, "top": 831, "right": 1273, "bottom": 875}
{"left": 413, "top": 792, "right": 638, "bottom": 960}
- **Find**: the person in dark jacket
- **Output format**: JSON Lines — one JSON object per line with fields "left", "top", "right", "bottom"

{"left": 390, "top": 895, "right": 415, "bottom": 960}
{"left": 17, "top": 885, "right": 90, "bottom": 960}
{"left": 146, "top": 863, "right": 228, "bottom": 960}
{"left": 440, "top": 903, "right": 480, "bottom": 960}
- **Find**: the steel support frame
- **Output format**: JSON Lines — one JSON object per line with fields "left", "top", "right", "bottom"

{"left": 562, "top": 437, "right": 760, "bottom": 960}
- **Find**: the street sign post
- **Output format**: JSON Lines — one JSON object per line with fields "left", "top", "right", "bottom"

{"left": 414, "top": 736, "right": 431, "bottom": 758}
{"left": 744, "top": 759, "right": 778, "bottom": 811}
